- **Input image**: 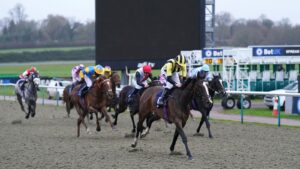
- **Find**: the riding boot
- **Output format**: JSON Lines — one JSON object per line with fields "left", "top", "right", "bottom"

{"left": 128, "top": 88, "right": 139, "bottom": 103}
{"left": 157, "top": 88, "right": 171, "bottom": 107}
{"left": 77, "top": 83, "right": 88, "bottom": 97}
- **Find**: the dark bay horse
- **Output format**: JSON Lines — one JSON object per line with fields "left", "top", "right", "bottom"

{"left": 70, "top": 78, "right": 114, "bottom": 137}
{"left": 15, "top": 73, "right": 39, "bottom": 119}
{"left": 106, "top": 71, "right": 121, "bottom": 112}
{"left": 112, "top": 80, "right": 162, "bottom": 133}
{"left": 194, "top": 74, "right": 226, "bottom": 138}
{"left": 131, "top": 78, "right": 212, "bottom": 160}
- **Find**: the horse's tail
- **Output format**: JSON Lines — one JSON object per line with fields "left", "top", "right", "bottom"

{"left": 62, "top": 85, "right": 71, "bottom": 103}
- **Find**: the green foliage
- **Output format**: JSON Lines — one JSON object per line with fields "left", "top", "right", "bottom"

{"left": 0, "top": 47, "right": 95, "bottom": 63}
{"left": 0, "top": 60, "right": 95, "bottom": 77}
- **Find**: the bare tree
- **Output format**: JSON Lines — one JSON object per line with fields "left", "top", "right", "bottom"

{"left": 9, "top": 3, "right": 27, "bottom": 24}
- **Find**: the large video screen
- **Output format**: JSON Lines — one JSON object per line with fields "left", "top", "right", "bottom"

{"left": 96, "top": 0, "right": 205, "bottom": 69}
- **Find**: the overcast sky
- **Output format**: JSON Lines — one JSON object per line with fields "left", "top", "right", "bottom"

{"left": 0, "top": 0, "right": 298, "bottom": 24}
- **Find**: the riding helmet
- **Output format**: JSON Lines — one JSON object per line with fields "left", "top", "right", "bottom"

{"left": 143, "top": 65, "right": 152, "bottom": 73}
{"left": 94, "top": 65, "right": 104, "bottom": 75}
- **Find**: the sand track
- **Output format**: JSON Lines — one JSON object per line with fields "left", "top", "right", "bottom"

{"left": 0, "top": 101, "right": 299, "bottom": 169}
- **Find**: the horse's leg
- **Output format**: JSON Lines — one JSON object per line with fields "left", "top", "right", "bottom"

{"left": 31, "top": 101, "right": 36, "bottom": 117}
{"left": 141, "top": 114, "right": 160, "bottom": 138}
{"left": 112, "top": 104, "right": 126, "bottom": 125}
{"left": 75, "top": 106, "right": 90, "bottom": 137}
{"left": 81, "top": 113, "right": 91, "bottom": 134}
{"left": 66, "top": 101, "right": 71, "bottom": 117}
{"left": 101, "top": 107, "right": 115, "bottom": 129}
{"left": 89, "top": 107, "right": 101, "bottom": 132}
{"left": 204, "top": 114, "right": 213, "bottom": 138}
{"left": 99, "top": 111, "right": 105, "bottom": 121}
{"left": 204, "top": 108, "right": 213, "bottom": 138}
{"left": 131, "top": 112, "right": 148, "bottom": 148}
{"left": 174, "top": 121, "right": 193, "bottom": 160}
{"left": 196, "top": 114, "right": 205, "bottom": 134}
{"left": 170, "top": 130, "right": 179, "bottom": 152}
{"left": 25, "top": 102, "right": 30, "bottom": 119}
{"left": 16, "top": 94, "right": 25, "bottom": 112}
{"left": 130, "top": 112, "right": 136, "bottom": 133}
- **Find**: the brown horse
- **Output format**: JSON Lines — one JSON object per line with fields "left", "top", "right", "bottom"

{"left": 112, "top": 80, "right": 162, "bottom": 133}
{"left": 63, "top": 72, "right": 120, "bottom": 118}
{"left": 105, "top": 71, "right": 121, "bottom": 112}
{"left": 70, "top": 78, "right": 114, "bottom": 137}
{"left": 131, "top": 78, "right": 212, "bottom": 160}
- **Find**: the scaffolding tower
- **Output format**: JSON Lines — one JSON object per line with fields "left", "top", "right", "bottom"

{"left": 205, "top": 0, "right": 215, "bottom": 47}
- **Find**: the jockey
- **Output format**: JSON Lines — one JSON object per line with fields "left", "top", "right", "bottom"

{"left": 77, "top": 64, "right": 104, "bottom": 96}
{"left": 19, "top": 66, "right": 39, "bottom": 90}
{"left": 190, "top": 64, "right": 211, "bottom": 80}
{"left": 71, "top": 64, "right": 85, "bottom": 90}
{"left": 103, "top": 66, "right": 112, "bottom": 78}
{"left": 157, "top": 54, "right": 187, "bottom": 107}
{"left": 128, "top": 65, "right": 152, "bottom": 103}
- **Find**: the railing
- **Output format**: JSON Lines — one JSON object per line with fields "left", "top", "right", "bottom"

{"left": 0, "top": 83, "right": 122, "bottom": 107}
{"left": 227, "top": 90, "right": 300, "bottom": 127}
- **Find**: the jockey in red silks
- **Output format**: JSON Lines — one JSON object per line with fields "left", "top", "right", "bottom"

{"left": 128, "top": 65, "right": 152, "bottom": 103}
{"left": 19, "top": 66, "right": 40, "bottom": 91}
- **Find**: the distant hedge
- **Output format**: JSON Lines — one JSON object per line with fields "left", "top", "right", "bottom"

{"left": 0, "top": 48, "right": 95, "bottom": 63}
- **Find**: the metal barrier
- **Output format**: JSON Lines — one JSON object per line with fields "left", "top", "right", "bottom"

{"left": 227, "top": 90, "right": 300, "bottom": 127}
{"left": 0, "top": 83, "right": 122, "bottom": 107}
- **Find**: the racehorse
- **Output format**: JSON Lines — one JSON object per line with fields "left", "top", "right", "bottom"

{"left": 62, "top": 72, "right": 120, "bottom": 118}
{"left": 194, "top": 74, "right": 226, "bottom": 138}
{"left": 15, "top": 72, "right": 39, "bottom": 119}
{"left": 106, "top": 71, "right": 121, "bottom": 112}
{"left": 131, "top": 78, "right": 212, "bottom": 160}
{"left": 111, "top": 80, "right": 162, "bottom": 133}
{"left": 70, "top": 78, "right": 114, "bottom": 137}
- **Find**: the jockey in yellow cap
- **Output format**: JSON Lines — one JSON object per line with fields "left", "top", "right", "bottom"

{"left": 77, "top": 65, "right": 104, "bottom": 96}
{"left": 157, "top": 54, "right": 187, "bottom": 107}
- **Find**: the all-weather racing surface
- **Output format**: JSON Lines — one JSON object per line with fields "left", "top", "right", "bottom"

{"left": 0, "top": 101, "right": 299, "bottom": 169}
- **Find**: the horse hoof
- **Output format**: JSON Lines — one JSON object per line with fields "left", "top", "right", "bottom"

{"left": 131, "top": 143, "right": 137, "bottom": 148}
{"left": 209, "top": 135, "right": 213, "bottom": 139}
{"left": 96, "top": 127, "right": 101, "bottom": 132}
{"left": 188, "top": 156, "right": 194, "bottom": 161}
{"left": 31, "top": 113, "right": 35, "bottom": 117}
{"left": 25, "top": 115, "right": 29, "bottom": 119}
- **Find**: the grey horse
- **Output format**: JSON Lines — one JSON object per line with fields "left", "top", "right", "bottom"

{"left": 15, "top": 73, "right": 39, "bottom": 119}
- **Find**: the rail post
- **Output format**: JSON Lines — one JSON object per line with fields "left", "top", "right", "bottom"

{"left": 240, "top": 95, "right": 244, "bottom": 124}
{"left": 277, "top": 96, "right": 281, "bottom": 127}
{"left": 56, "top": 87, "right": 59, "bottom": 106}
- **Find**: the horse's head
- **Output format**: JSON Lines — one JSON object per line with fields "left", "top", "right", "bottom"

{"left": 194, "top": 79, "right": 213, "bottom": 109}
{"left": 28, "top": 73, "right": 41, "bottom": 88}
{"left": 208, "top": 73, "right": 226, "bottom": 97}
{"left": 110, "top": 72, "right": 121, "bottom": 88}
{"left": 95, "top": 78, "right": 114, "bottom": 100}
